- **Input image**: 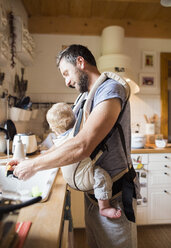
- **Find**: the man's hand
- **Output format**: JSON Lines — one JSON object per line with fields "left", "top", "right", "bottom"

{"left": 7, "top": 159, "right": 36, "bottom": 180}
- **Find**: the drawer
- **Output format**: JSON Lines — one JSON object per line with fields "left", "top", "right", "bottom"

{"left": 149, "top": 153, "right": 171, "bottom": 162}
{"left": 148, "top": 171, "right": 171, "bottom": 186}
{"left": 148, "top": 161, "right": 171, "bottom": 171}
{"left": 131, "top": 154, "right": 148, "bottom": 165}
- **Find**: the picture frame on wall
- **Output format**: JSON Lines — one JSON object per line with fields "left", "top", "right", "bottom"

{"left": 142, "top": 51, "right": 156, "bottom": 71}
{"left": 139, "top": 73, "right": 158, "bottom": 94}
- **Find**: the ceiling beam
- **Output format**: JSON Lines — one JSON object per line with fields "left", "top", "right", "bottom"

{"left": 28, "top": 16, "right": 171, "bottom": 38}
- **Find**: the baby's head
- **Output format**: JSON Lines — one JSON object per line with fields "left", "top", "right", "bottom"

{"left": 46, "top": 102, "right": 75, "bottom": 135}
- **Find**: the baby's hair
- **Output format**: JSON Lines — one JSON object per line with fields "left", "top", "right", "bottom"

{"left": 46, "top": 102, "right": 75, "bottom": 134}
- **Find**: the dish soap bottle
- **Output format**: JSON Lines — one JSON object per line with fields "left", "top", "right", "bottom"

{"left": 13, "top": 135, "right": 25, "bottom": 160}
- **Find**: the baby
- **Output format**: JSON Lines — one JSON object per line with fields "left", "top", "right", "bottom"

{"left": 46, "top": 102, "right": 121, "bottom": 219}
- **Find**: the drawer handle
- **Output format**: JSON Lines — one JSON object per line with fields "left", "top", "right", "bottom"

{"left": 164, "top": 190, "right": 168, "bottom": 193}
{"left": 164, "top": 165, "right": 168, "bottom": 168}
{"left": 165, "top": 156, "right": 168, "bottom": 159}
{"left": 164, "top": 172, "right": 168, "bottom": 175}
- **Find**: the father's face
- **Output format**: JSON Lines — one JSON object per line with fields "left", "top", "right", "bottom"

{"left": 59, "top": 58, "right": 89, "bottom": 93}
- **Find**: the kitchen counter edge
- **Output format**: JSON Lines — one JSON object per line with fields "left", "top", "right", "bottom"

{"left": 17, "top": 168, "right": 67, "bottom": 248}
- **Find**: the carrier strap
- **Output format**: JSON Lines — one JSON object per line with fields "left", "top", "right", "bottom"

{"left": 90, "top": 96, "right": 128, "bottom": 160}
{"left": 73, "top": 99, "right": 86, "bottom": 136}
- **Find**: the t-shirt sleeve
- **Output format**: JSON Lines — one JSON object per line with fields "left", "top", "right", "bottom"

{"left": 92, "top": 78, "right": 126, "bottom": 109}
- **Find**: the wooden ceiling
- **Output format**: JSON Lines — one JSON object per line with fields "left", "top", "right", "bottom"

{"left": 21, "top": 0, "right": 171, "bottom": 38}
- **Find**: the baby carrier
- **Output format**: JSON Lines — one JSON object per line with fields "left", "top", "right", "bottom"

{"left": 60, "top": 71, "right": 130, "bottom": 191}
{"left": 59, "top": 71, "right": 137, "bottom": 222}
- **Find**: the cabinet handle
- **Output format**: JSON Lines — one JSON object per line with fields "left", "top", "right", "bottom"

{"left": 164, "top": 165, "right": 168, "bottom": 168}
{"left": 164, "top": 172, "right": 168, "bottom": 175}
{"left": 165, "top": 156, "right": 168, "bottom": 159}
{"left": 164, "top": 190, "right": 168, "bottom": 193}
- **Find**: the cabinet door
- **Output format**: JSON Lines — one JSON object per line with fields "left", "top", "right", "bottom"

{"left": 70, "top": 188, "right": 85, "bottom": 228}
{"left": 136, "top": 207, "right": 148, "bottom": 225}
{"left": 148, "top": 187, "right": 171, "bottom": 224}
{"left": 148, "top": 171, "right": 171, "bottom": 187}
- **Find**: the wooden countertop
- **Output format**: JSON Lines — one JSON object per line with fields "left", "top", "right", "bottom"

{"left": 17, "top": 169, "right": 67, "bottom": 248}
{"left": 131, "top": 144, "right": 171, "bottom": 154}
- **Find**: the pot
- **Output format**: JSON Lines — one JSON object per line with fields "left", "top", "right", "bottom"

{"left": 131, "top": 133, "right": 146, "bottom": 149}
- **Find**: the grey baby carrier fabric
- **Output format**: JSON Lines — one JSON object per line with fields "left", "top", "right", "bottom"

{"left": 59, "top": 72, "right": 130, "bottom": 191}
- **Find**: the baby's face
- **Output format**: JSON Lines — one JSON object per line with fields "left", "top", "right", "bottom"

{"left": 49, "top": 124, "right": 62, "bottom": 135}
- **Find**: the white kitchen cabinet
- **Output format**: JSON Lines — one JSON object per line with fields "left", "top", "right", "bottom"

{"left": 148, "top": 187, "right": 171, "bottom": 224}
{"left": 148, "top": 153, "right": 171, "bottom": 224}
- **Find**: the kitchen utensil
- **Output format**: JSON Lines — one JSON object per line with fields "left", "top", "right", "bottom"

{"left": 8, "top": 95, "right": 17, "bottom": 107}
{"left": 131, "top": 133, "right": 146, "bottom": 149}
{"left": 16, "top": 96, "right": 30, "bottom": 109}
{"left": 144, "top": 114, "right": 149, "bottom": 123}
{"left": 14, "top": 74, "right": 20, "bottom": 94}
{"left": 13, "top": 133, "right": 37, "bottom": 154}
{"left": 4, "top": 120, "right": 17, "bottom": 141}
{"left": 0, "top": 72, "right": 5, "bottom": 86}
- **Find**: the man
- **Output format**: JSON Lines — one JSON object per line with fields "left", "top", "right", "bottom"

{"left": 10, "top": 44, "right": 137, "bottom": 248}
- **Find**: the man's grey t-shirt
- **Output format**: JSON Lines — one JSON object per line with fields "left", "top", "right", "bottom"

{"left": 91, "top": 78, "right": 132, "bottom": 178}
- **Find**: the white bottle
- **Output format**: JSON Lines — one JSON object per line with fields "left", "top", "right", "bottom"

{"left": 13, "top": 135, "right": 25, "bottom": 160}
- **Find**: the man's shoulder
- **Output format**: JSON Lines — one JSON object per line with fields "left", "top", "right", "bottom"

{"left": 93, "top": 78, "right": 126, "bottom": 107}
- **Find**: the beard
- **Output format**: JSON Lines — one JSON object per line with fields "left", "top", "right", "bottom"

{"left": 76, "top": 69, "right": 89, "bottom": 93}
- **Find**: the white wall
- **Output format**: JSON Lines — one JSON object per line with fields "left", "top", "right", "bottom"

{"left": 27, "top": 34, "right": 171, "bottom": 135}
{"left": 27, "top": 34, "right": 101, "bottom": 103}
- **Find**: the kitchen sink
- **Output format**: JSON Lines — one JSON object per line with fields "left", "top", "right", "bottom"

{"left": 0, "top": 165, "right": 58, "bottom": 202}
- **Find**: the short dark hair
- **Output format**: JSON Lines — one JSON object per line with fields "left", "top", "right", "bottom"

{"left": 56, "top": 44, "right": 97, "bottom": 67}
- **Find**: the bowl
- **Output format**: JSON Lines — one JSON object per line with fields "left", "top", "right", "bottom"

{"left": 131, "top": 133, "right": 146, "bottom": 149}
{"left": 155, "top": 139, "right": 167, "bottom": 148}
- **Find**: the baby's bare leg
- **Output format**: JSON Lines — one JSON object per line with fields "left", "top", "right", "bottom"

{"left": 98, "top": 199, "right": 121, "bottom": 219}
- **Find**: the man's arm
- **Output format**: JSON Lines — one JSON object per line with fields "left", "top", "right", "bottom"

{"left": 13, "top": 98, "right": 121, "bottom": 180}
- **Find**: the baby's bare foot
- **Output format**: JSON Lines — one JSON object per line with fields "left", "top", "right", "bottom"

{"left": 99, "top": 208, "right": 121, "bottom": 219}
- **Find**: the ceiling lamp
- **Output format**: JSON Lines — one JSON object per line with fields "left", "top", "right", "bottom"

{"left": 97, "top": 26, "right": 140, "bottom": 94}
{"left": 160, "top": 0, "right": 171, "bottom": 7}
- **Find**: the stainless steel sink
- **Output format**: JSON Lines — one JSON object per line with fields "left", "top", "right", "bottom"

{"left": 0, "top": 165, "right": 58, "bottom": 202}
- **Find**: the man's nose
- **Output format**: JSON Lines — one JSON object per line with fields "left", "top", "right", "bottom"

{"left": 65, "top": 78, "right": 71, "bottom": 87}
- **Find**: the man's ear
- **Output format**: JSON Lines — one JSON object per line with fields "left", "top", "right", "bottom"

{"left": 76, "top": 56, "right": 85, "bottom": 69}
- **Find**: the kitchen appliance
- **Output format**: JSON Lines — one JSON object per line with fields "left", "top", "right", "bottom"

{"left": 0, "top": 120, "right": 17, "bottom": 154}
{"left": 0, "top": 128, "right": 8, "bottom": 153}
{"left": 13, "top": 133, "right": 37, "bottom": 154}
{"left": 131, "top": 133, "right": 146, "bottom": 149}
